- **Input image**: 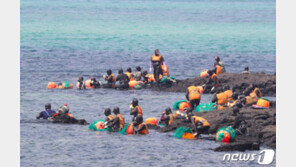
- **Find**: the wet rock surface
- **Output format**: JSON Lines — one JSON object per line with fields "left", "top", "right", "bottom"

{"left": 151, "top": 73, "right": 276, "bottom": 96}
{"left": 50, "top": 114, "right": 89, "bottom": 125}
{"left": 153, "top": 104, "right": 276, "bottom": 152}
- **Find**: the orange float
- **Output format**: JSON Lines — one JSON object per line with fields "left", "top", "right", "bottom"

{"left": 126, "top": 124, "right": 134, "bottom": 135}
{"left": 95, "top": 122, "right": 106, "bottom": 130}
{"left": 182, "top": 132, "right": 195, "bottom": 139}
{"left": 129, "top": 80, "right": 139, "bottom": 88}
{"left": 84, "top": 80, "right": 94, "bottom": 89}
{"left": 145, "top": 117, "right": 158, "bottom": 125}
{"left": 256, "top": 98, "right": 270, "bottom": 108}
{"left": 47, "top": 82, "right": 57, "bottom": 89}
{"left": 200, "top": 69, "right": 209, "bottom": 77}
{"left": 179, "top": 102, "right": 191, "bottom": 112}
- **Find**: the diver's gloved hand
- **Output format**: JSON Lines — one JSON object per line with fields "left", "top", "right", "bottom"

{"left": 193, "top": 132, "right": 199, "bottom": 138}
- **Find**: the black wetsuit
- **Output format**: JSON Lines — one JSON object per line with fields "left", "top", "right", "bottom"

{"left": 116, "top": 74, "right": 130, "bottom": 89}
{"left": 103, "top": 74, "right": 115, "bottom": 88}
{"left": 151, "top": 55, "right": 164, "bottom": 86}
{"left": 90, "top": 79, "right": 101, "bottom": 88}
{"left": 108, "top": 117, "right": 120, "bottom": 132}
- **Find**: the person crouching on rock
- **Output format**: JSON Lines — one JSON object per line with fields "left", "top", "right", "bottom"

{"left": 160, "top": 107, "right": 177, "bottom": 126}
{"left": 134, "top": 66, "right": 142, "bottom": 81}
{"left": 132, "top": 115, "right": 149, "bottom": 134}
{"left": 103, "top": 69, "right": 116, "bottom": 88}
{"left": 115, "top": 69, "right": 130, "bottom": 90}
{"left": 185, "top": 108, "right": 210, "bottom": 138}
{"left": 141, "top": 70, "right": 149, "bottom": 84}
{"left": 125, "top": 67, "right": 134, "bottom": 80}
{"left": 186, "top": 85, "right": 202, "bottom": 111}
{"left": 242, "top": 66, "right": 249, "bottom": 74}
{"left": 205, "top": 69, "right": 219, "bottom": 93}
{"left": 130, "top": 98, "right": 143, "bottom": 121}
{"left": 36, "top": 103, "right": 56, "bottom": 119}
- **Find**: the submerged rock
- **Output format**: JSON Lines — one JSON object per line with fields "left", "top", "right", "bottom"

{"left": 50, "top": 114, "right": 89, "bottom": 125}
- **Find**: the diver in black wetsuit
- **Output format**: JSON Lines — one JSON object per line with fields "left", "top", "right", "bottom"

{"left": 115, "top": 69, "right": 130, "bottom": 90}
{"left": 90, "top": 77, "right": 101, "bottom": 88}
{"left": 134, "top": 66, "right": 142, "bottom": 81}
{"left": 103, "top": 69, "right": 116, "bottom": 88}
{"left": 150, "top": 49, "right": 166, "bottom": 87}
{"left": 77, "top": 77, "right": 86, "bottom": 90}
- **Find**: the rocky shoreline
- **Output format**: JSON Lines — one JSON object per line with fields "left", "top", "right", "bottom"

{"left": 151, "top": 73, "right": 276, "bottom": 96}
{"left": 149, "top": 103, "right": 276, "bottom": 151}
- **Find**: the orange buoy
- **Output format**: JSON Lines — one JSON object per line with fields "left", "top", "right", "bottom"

{"left": 126, "top": 124, "right": 134, "bottom": 135}
{"left": 145, "top": 117, "right": 158, "bottom": 125}
{"left": 129, "top": 80, "right": 139, "bottom": 88}
{"left": 85, "top": 79, "right": 94, "bottom": 88}
{"left": 200, "top": 69, "right": 209, "bottom": 77}
{"left": 182, "top": 132, "right": 195, "bottom": 139}
{"left": 47, "top": 82, "right": 57, "bottom": 89}
{"left": 95, "top": 122, "right": 106, "bottom": 130}
{"left": 179, "top": 102, "right": 191, "bottom": 112}
{"left": 256, "top": 98, "right": 270, "bottom": 108}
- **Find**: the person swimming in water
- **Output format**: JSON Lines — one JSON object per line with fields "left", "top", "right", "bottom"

{"left": 132, "top": 115, "right": 149, "bottom": 134}
{"left": 36, "top": 103, "right": 56, "bottom": 119}
{"left": 90, "top": 77, "right": 101, "bottom": 88}
{"left": 103, "top": 69, "right": 116, "bottom": 88}
{"left": 77, "top": 77, "right": 86, "bottom": 90}
{"left": 107, "top": 107, "right": 125, "bottom": 131}
{"left": 130, "top": 98, "right": 143, "bottom": 121}
{"left": 115, "top": 69, "right": 130, "bottom": 90}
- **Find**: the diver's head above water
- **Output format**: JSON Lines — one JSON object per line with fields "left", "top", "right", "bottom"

{"left": 155, "top": 49, "right": 160, "bottom": 56}
{"left": 131, "top": 98, "right": 139, "bottom": 107}
{"left": 104, "top": 108, "right": 111, "bottom": 116}
{"left": 113, "top": 107, "right": 120, "bottom": 115}
{"left": 107, "top": 69, "right": 112, "bottom": 75}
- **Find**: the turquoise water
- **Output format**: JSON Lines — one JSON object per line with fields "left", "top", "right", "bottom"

{"left": 21, "top": 0, "right": 275, "bottom": 77}
{"left": 21, "top": 0, "right": 276, "bottom": 166}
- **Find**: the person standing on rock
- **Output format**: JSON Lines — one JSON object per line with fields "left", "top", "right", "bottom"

{"left": 214, "top": 56, "right": 226, "bottom": 74}
{"left": 185, "top": 85, "right": 202, "bottom": 110}
{"left": 205, "top": 69, "right": 219, "bottom": 92}
{"left": 150, "top": 49, "right": 166, "bottom": 87}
